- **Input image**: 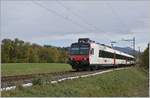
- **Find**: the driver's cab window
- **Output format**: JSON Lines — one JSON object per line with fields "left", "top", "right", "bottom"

{"left": 90, "top": 48, "right": 94, "bottom": 55}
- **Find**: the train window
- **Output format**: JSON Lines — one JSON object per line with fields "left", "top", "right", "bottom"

{"left": 116, "top": 54, "right": 123, "bottom": 59}
{"left": 99, "top": 50, "right": 104, "bottom": 57}
{"left": 116, "top": 54, "right": 119, "bottom": 59}
{"left": 90, "top": 48, "right": 94, "bottom": 55}
{"left": 99, "top": 50, "right": 101, "bottom": 57}
{"left": 128, "top": 57, "right": 134, "bottom": 61}
{"left": 105, "top": 51, "right": 111, "bottom": 58}
{"left": 116, "top": 54, "right": 128, "bottom": 60}
{"left": 99, "top": 50, "right": 102, "bottom": 57}
{"left": 114, "top": 53, "right": 134, "bottom": 60}
{"left": 109, "top": 52, "right": 113, "bottom": 58}
{"left": 99, "top": 50, "right": 114, "bottom": 58}
{"left": 80, "top": 47, "right": 89, "bottom": 55}
{"left": 103, "top": 51, "right": 106, "bottom": 57}
{"left": 70, "top": 47, "right": 79, "bottom": 55}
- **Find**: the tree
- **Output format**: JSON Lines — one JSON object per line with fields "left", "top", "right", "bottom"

{"left": 140, "top": 43, "right": 149, "bottom": 70}
{"left": 1, "top": 39, "right": 13, "bottom": 62}
{"left": 1, "top": 38, "right": 69, "bottom": 63}
{"left": 27, "top": 47, "right": 39, "bottom": 63}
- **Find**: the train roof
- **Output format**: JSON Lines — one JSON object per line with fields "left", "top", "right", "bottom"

{"left": 78, "top": 38, "right": 134, "bottom": 58}
{"left": 95, "top": 43, "right": 134, "bottom": 58}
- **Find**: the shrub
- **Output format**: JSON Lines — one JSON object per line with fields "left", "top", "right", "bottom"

{"left": 32, "top": 78, "right": 42, "bottom": 85}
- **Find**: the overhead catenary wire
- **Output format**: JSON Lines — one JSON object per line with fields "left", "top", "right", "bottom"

{"left": 56, "top": 0, "right": 104, "bottom": 32}
{"left": 55, "top": 0, "right": 111, "bottom": 40}
{"left": 31, "top": 1, "right": 114, "bottom": 43}
{"left": 105, "top": 2, "right": 130, "bottom": 32}
{"left": 31, "top": 1, "right": 95, "bottom": 33}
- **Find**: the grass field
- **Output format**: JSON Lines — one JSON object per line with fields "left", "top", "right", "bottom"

{"left": 1, "top": 63, "right": 72, "bottom": 76}
{"left": 2, "top": 67, "right": 149, "bottom": 97}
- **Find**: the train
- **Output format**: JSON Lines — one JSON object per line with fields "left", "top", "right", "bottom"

{"left": 68, "top": 38, "right": 135, "bottom": 71}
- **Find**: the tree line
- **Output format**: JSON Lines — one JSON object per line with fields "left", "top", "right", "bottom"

{"left": 139, "top": 43, "right": 149, "bottom": 71}
{"left": 1, "top": 38, "right": 69, "bottom": 63}
{"left": 1, "top": 38, "right": 149, "bottom": 69}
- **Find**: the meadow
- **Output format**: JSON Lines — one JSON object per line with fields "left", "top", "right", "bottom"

{"left": 2, "top": 67, "right": 149, "bottom": 97}
{"left": 1, "top": 63, "right": 72, "bottom": 76}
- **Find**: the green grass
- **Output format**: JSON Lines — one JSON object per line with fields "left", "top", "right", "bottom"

{"left": 1, "top": 63, "right": 72, "bottom": 76}
{"left": 2, "top": 67, "right": 149, "bottom": 97}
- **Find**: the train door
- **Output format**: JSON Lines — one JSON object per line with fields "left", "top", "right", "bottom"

{"left": 114, "top": 52, "right": 116, "bottom": 65}
{"left": 89, "top": 44, "right": 99, "bottom": 64}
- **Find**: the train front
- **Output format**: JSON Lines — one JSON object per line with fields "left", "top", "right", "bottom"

{"left": 68, "top": 39, "right": 90, "bottom": 70}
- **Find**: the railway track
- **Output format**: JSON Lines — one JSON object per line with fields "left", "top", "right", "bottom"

{"left": 1, "top": 69, "right": 108, "bottom": 89}
{"left": 1, "top": 66, "right": 130, "bottom": 91}
{"left": 1, "top": 71, "right": 76, "bottom": 88}
{"left": 2, "top": 71, "right": 72, "bottom": 83}
{"left": 2, "top": 69, "right": 110, "bottom": 83}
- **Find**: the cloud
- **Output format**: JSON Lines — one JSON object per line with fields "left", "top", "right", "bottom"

{"left": 1, "top": 1, "right": 150, "bottom": 51}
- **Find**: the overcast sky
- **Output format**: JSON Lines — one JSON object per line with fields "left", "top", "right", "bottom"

{"left": 1, "top": 0, "right": 150, "bottom": 51}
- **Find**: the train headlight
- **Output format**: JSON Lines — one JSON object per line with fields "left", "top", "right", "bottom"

{"left": 69, "top": 58, "right": 74, "bottom": 61}
{"left": 83, "top": 58, "right": 89, "bottom": 61}
{"left": 83, "top": 58, "right": 87, "bottom": 60}
{"left": 69, "top": 58, "right": 71, "bottom": 61}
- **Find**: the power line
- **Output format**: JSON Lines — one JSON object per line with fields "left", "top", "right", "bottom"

{"left": 105, "top": 2, "right": 130, "bottom": 32}
{"left": 31, "top": 1, "right": 94, "bottom": 33}
{"left": 56, "top": 0, "right": 111, "bottom": 40}
{"left": 56, "top": 0, "right": 104, "bottom": 32}
{"left": 121, "top": 37, "right": 136, "bottom": 57}
{"left": 32, "top": 1, "right": 111, "bottom": 41}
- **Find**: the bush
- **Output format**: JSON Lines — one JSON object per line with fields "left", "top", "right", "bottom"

{"left": 139, "top": 43, "right": 149, "bottom": 72}
{"left": 16, "top": 84, "right": 24, "bottom": 90}
{"left": 32, "top": 78, "right": 42, "bottom": 85}
{"left": 1, "top": 38, "right": 68, "bottom": 63}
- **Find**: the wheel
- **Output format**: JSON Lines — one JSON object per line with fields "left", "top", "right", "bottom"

{"left": 90, "top": 66, "right": 93, "bottom": 71}
{"left": 76, "top": 68, "right": 80, "bottom": 71}
{"left": 90, "top": 66, "right": 96, "bottom": 71}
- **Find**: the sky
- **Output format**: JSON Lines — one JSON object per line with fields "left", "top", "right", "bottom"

{"left": 1, "top": 0, "right": 150, "bottom": 51}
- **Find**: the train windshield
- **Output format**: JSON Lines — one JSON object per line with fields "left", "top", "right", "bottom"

{"left": 70, "top": 47, "right": 80, "bottom": 54}
{"left": 70, "top": 44, "right": 89, "bottom": 55}
{"left": 79, "top": 47, "right": 89, "bottom": 55}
